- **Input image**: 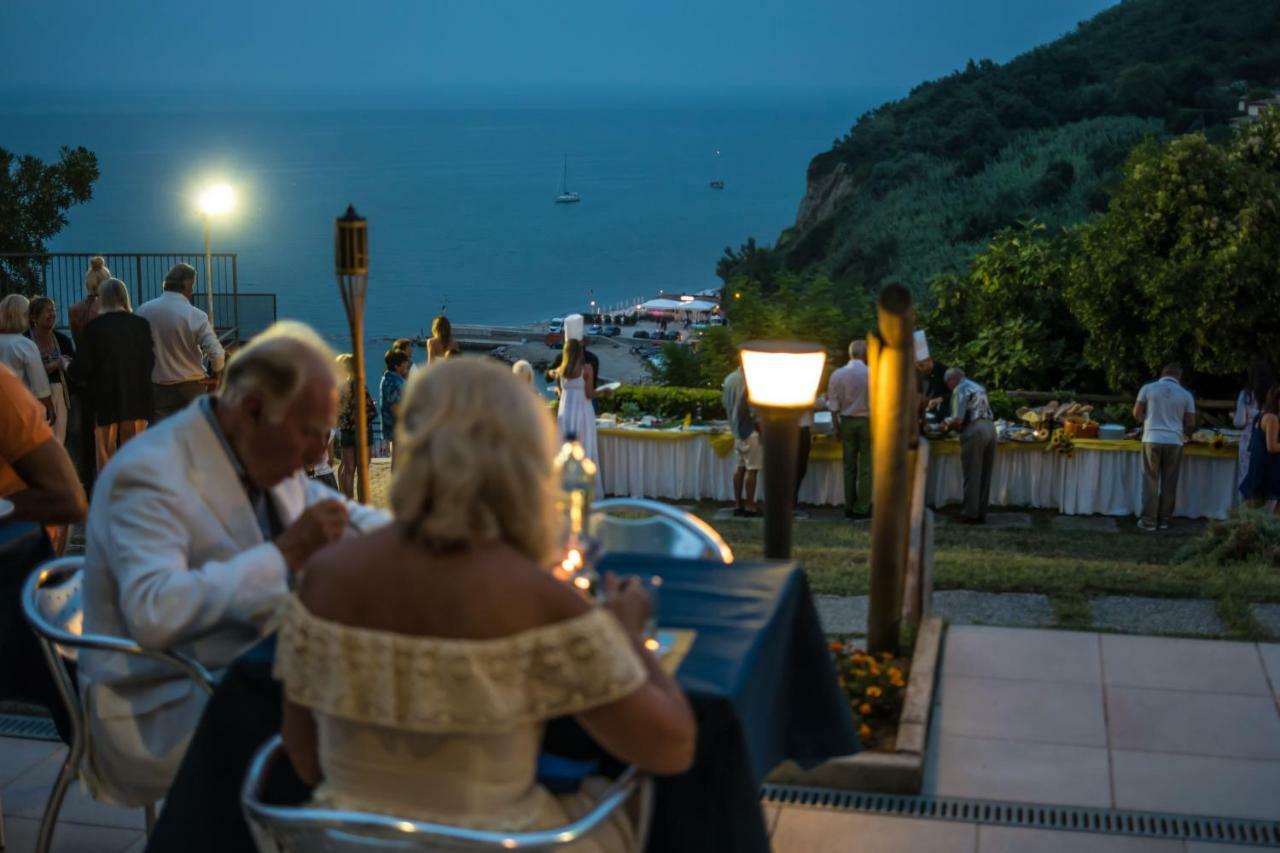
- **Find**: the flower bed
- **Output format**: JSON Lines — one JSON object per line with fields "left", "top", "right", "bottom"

{"left": 831, "top": 641, "right": 910, "bottom": 751}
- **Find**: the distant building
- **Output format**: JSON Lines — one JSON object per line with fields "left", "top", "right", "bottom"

{"left": 1235, "top": 94, "right": 1280, "bottom": 124}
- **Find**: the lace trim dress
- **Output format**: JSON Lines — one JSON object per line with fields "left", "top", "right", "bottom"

{"left": 274, "top": 597, "right": 647, "bottom": 851}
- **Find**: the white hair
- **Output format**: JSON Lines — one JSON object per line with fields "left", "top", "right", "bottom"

{"left": 218, "top": 321, "right": 340, "bottom": 420}
{"left": 99, "top": 278, "right": 132, "bottom": 313}
{"left": 944, "top": 367, "right": 965, "bottom": 384}
{"left": 511, "top": 359, "right": 534, "bottom": 384}
{"left": 0, "top": 294, "right": 29, "bottom": 334}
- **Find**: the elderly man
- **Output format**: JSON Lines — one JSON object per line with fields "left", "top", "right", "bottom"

{"left": 136, "top": 263, "right": 225, "bottom": 421}
{"left": 1133, "top": 363, "right": 1196, "bottom": 531}
{"left": 827, "top": 339, "right": 871, "bottom": 519}
{"left": 79, "top": 321, "right": 387, "bottom": 805}
{"left": 944, "top": 367, "right": 996, "bottom": 524}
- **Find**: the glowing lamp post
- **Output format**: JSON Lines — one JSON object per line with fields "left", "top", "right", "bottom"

{"left": 335, "top": 205, "right": 371, "bottom": 503}
{"left": 196, "top": 183, "right": 235, "bottom": 325}
{"left": 740, "top": 340, "right": 827, "bottom": 559}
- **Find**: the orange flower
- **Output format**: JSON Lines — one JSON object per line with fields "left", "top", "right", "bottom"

{"left": 888, "top": 667, "right": 902, "bottom": 679}
{"left": 853, "top": 669, "right": 867, "bottom": 678}
{"left": 859, "top": 702, "right": 872, "bottom": 715}
{"left": 858, "top": 723, "right": 871, "bottom": 739}
{"left": 880, "top": 652, "right": 893, "bottom": 662}
{"left": 829, "top": 641, "right": 844, "bottom": 654}
{"left": 868, "top": 662, "right": 881, "bottom": 675}
{"left": 866, "top": 686, "right": 883, "bottom": 698}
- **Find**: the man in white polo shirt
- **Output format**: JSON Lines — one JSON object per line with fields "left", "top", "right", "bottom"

{"left": 1133, "top": 363, "right": 1196, "bottom": 531}
{"left": 136, "top": 263, "right": 225, "bottom": 421}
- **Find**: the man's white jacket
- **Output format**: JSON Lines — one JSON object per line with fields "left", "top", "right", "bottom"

{"left": 78, "top": 402, "right": 387, "bottom": 805}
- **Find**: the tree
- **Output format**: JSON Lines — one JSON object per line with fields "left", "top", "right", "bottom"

{"left": 0, "top": 145, "right": 99, "bottom": 294}
{"left": 1064, "top": 111, "right": 1280, "bottom": 388}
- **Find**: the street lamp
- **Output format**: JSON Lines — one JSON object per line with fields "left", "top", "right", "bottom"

{"left": 196, "top": 183, "right": 235, "bottom": 325}
{"left": 740, "top": 340, "right": 826, "bottom": 559}
{"left": 335, "top": 205, "right": 371, "bottom": 503}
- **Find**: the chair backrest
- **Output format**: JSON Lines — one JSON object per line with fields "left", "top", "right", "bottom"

{"left": 22, "top": 557, "right": 217, "bottom": 697}
{"left": 590, "top": 498, "right": 733, "bottom": 563}
{"left": 241, "top": 735, "right": 651, "bottom": 852}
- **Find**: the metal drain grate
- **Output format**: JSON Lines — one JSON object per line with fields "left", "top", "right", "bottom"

{"left": 0, "top": 713, "right": 59, "bottom": 741}
{"left": 761, "top": 784, "right": 1280, "bottom": 847}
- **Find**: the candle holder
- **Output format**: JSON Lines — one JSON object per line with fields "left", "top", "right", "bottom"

{"left": 335, "top": 205, "right": 370, "bottom": 503}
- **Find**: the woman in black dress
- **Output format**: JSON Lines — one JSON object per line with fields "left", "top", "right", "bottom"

{"left": 70, "top": 278, "right": 156, "bottom": 471}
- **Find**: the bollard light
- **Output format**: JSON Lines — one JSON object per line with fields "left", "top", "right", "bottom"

{"left": 740, "top": 340, "right": 826, "bottom": 559}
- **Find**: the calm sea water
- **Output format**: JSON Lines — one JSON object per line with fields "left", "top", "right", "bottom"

{"left": 3, "top": 100, "right": 864, "bottom": 344}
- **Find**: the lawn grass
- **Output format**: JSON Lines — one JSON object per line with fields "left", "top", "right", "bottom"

{"left": 701, "top": 508, "right": 1280, "bottom": 639}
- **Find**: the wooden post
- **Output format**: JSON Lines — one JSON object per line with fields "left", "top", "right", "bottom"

{"left": 866, "top": 285, "right": 916, "bottom": 655}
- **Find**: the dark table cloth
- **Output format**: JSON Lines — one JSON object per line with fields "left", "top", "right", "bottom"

{"left": 146, "top": 558, "right": 855, "bottom": 853}
{"left": 0, "top": 520, "right": 53, "bottom": 700}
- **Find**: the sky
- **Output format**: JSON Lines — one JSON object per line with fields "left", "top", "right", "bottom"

{"left": 0, "top": 0, "right": 1120, "bottom": 108}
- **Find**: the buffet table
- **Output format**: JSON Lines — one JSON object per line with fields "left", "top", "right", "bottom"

{"left": 596, "top": 426, "right": 1241, "bottom": 519}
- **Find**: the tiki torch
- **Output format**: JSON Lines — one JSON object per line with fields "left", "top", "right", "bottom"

{"left": 335, "top": 205, "right": 370, "bottom": 503}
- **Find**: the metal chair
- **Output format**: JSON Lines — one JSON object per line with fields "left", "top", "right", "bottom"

{"left": 590, "top": 498, "right": 733, "bottom": 563}
{"left": 21, "top": 556, "right": 216, "bottom": 853}
{"left": 242, "top": 735, "right": 652, "bottom": 852}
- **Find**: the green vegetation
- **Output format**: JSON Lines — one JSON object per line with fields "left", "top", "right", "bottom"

{"left": 595, "top": 385, "right": 726, "bottom": 420}
{"left": 705, "top": 509, "right": 1280, "bottom": 640}
{"left": 0, "top": 145, "right": 99, "bottom": 295}
{"left": 710, "top": 0, "right": 1280, "bottom": 395}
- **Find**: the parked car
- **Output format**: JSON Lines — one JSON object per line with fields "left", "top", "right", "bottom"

{"left": 587, "top": 324, "right": 603, "bottom": 336}
{"left": 602, "top": 325, "right": 622, "bottom": 337}
{"left": 632, "top": 329, "right": 650, "bottom": 339}
{"left": 660, "top": 331, "right": 681, "bottom": 341}
{"left": 548, "top": 317, "right": 564, "bottom": 335}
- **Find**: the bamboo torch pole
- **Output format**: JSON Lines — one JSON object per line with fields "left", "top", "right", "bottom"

{"left": 335, "top": 206, "right": 370, "bottom": 503}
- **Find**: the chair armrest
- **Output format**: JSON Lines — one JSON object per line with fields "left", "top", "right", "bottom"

{"left": 22, "top": 558, "right": 216, "bottom": 694}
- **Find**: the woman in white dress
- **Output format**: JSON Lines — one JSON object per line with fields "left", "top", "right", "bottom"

{"left": 553, "top": 338, "right": 604, "bottom": 491}
{"left": 276, "top": 358, "right": 694, "bottom": 853}
{"left": 1235, "top": 361, "right": 1275, "bottom": 489}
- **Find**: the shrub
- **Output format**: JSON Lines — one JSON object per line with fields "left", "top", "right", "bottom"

{"left": 1177, "top": 507, "right": 1280, "bottom": 567}
{"left": 596, "top": 386, "right": 725, "bottom": 421}
{"left": 830, "top": 640, "right": 910, "bottom": 748}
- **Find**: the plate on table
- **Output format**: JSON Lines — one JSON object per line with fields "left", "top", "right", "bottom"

{"left": 0, "top": 497, "right": 13, "bottom": 521}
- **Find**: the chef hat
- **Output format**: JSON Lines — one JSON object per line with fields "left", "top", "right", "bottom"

{"left": 913, "top": 329, "right": 930, "bottom": 362}
{"left": 564, "top": 314, "right": 585, "bottom": 342}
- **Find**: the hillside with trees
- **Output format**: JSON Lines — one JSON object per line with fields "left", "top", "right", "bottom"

{"left": 704, "top": 0, "right": 1280, "bottom": 396}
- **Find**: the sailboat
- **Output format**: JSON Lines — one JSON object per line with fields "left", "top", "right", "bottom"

{"left": 709, "top": 149, "right": 725, "bottom": 190}
{"left": 555, "top": 155, "right": 581, "bottom": 204}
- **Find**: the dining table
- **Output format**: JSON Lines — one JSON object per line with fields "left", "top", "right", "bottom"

{"left": 146, "top": 555, "right": 857, "bottom": 852}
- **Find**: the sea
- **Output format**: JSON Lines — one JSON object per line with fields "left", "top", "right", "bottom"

{"left": 3, "top": 96, "right": 872, "bottom": 349}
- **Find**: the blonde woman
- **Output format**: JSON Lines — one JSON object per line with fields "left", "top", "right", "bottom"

{"left": 0, "top": 294, "right": 54, "bottom": 423}
{"left": 335, "top": 353, "right": 376, "bottom": 498}
{"left": 426, "top": 315, "right": 460, "bottom": 364}
{"left": 512, "top": 359, "right": 535, "bottom": 385}
{"left": 277, "top": 358, "right": 695, "bottom": 851}
{"left": 70, "top": 256, "right": 112, "bottom": 344}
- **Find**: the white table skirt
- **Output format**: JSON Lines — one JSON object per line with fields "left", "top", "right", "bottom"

{"left": 598, "top": 429, "right": 1238, "bottom": 519}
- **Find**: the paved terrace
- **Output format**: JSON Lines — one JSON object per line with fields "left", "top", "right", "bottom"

{"left": 3, "top": 625, "right": 1277, "bottom": 851}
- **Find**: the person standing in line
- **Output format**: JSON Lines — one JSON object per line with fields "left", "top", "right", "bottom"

{"left": 722, "top": 365, "right": 761, "bottom": 518}
{"left": 1239, "top": 384, "right": 1280, "bottom": 511}
{"left": 828, "top": 339, "right": 872, "bottom": 519}
{"left": 26, "top": 295, "right": 74, "bottom": 445}
{"left": 426, "top": 315, "right": 461, "bottom": 364}
{"left": 1133, "top": 363, "right": 1196, "bottom": 531}
{"left": 335, "top": 353, "right": 377, "bottom": 499}
{"left": 944, "top": 367, "right": 996, "bottom": 524}
{"left": 380, "top": 349, "right": 410, "bottom": 470}
{"left": 0, "top": 294, "right": 54, "bottom": 423}
{"left": 69, "top": 256, "right": 112, "bottom": 345}
{"left": 1234, "top": 360, "right": 1275, "bottom": 490}
{"left": 135, "top": 263, "right": 225, "bottom": 421}
{"left": 70, "top": 279, "right": 155, "bottom": 471}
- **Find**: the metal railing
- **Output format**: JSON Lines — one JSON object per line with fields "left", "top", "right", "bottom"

{"left": 0, "top": 252, "right": 242, "bottom": 338}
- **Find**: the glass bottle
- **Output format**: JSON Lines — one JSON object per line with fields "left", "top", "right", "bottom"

{"left": 554, "top": 432, "right": 600, "bottom": 597}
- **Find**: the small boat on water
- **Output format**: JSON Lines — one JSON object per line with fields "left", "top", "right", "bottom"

{"left": 555, "top": 155, "right": 581, "bottom": 204}
{"left": 709, "top": 149, "right": 725, "bottom": 189}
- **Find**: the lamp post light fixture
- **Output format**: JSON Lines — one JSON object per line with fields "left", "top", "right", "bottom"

{"left": 335, "top": 205, "right": 371, "bottom": 503}
{"left": 740, "top": 340, "right": 827, "bottom": 560}
{"left": 196, "top": 183, "right": 235, "bottom": 325}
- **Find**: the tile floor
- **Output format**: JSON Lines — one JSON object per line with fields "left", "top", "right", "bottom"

{"left": 4, "top": 626, "right": 1278, "bottom": 852}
